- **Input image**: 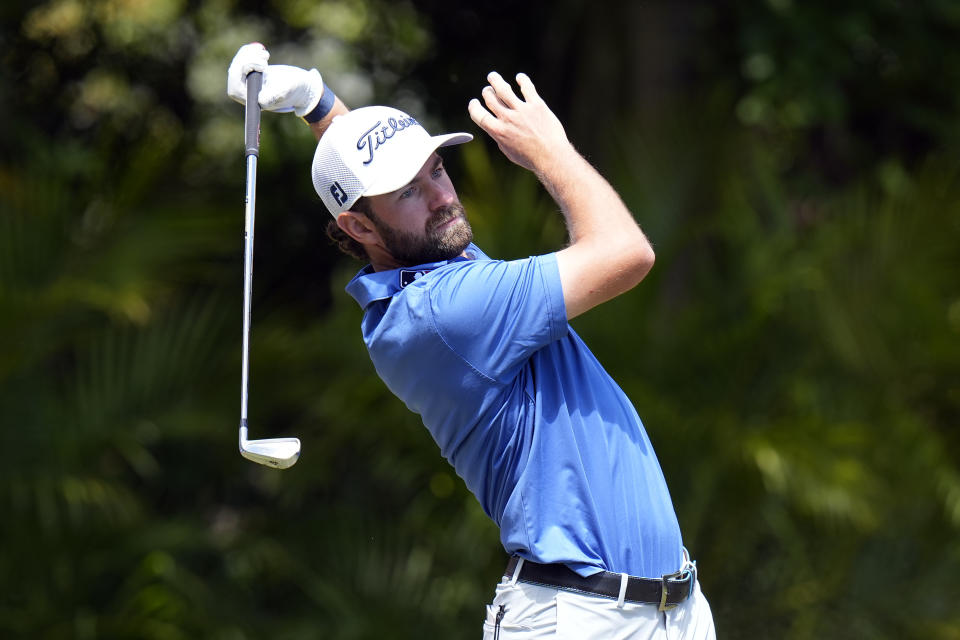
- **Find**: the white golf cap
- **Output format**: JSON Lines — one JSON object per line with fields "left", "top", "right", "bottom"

{"left": 312, "top": 106, "right": 473, "bottom": 217}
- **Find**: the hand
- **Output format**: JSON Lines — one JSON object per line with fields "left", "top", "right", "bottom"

{"left": 467, "top": 72, "right": 571, "bottom": 173}
{"left": 227, "top": 43, "right": 269, "bottom": 103}
{"left": 227, "top": 43, "right": 326, "bottom": 117}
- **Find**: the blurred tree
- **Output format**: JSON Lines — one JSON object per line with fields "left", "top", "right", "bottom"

{"left": 410, "top": 0, "right": 960, "bottom": 191}
{"left": 714, "top": 0, "right": 960, "bottom": 190}
{"left": 1, "top": 0, "right": 958, "bottom": 638}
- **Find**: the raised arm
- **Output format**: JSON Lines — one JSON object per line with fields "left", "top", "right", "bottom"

{"left": 227, "top": 43, "right": 349, "bottom": 141}
{"left": 468, "top": 72, "right": 654, "bottom": 320}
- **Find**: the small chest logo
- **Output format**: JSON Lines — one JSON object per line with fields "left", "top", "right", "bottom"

{"left": 399, "top": 269, "right": 433, "bottom": 288}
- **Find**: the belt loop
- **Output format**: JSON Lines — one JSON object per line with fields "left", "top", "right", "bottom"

{"left": 509, "top": 557, "right": 525, "bottom": 586}
{"left": 616, "top": 572, "right": 629, "bottom": 609}
{"left": 681, "top": 547, "right": 698, "bottom": 588}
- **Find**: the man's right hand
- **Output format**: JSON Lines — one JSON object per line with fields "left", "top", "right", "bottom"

{"left": 227, "top": 43, "right": 326, "bottom": 117}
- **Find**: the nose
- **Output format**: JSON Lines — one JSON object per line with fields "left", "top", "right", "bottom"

{"left": 426, "top": 180, "right": 456, "bottom": 211}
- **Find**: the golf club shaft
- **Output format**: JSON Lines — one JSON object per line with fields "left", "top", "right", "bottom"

{"left": 241, "top": 71, "right": 262, "bottom": 424}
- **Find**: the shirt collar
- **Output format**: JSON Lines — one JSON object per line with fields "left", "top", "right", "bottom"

{"left": 345, "top": 243, "right": 488, "bottom": 309}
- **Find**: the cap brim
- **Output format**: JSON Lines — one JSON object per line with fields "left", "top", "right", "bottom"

{"left": 363, "top": 132, "right": 473, "bottom": 197}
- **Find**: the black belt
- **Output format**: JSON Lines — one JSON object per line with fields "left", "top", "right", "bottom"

{"left": 504, "top": 556, "right": 696, "bottom": 611}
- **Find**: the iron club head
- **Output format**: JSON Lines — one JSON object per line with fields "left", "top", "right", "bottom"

{"left": 239, "top": 421, "right": 300, "bottom": 469}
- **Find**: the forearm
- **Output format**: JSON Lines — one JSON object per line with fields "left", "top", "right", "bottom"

{"left": 537, "top": 144, "right": 647, "bottom": 250}
{"left": 308, "top": 95, "right": 350, "bottom": 141}
{"left": 544, "top": 146, "right": 654, "bottom": 319}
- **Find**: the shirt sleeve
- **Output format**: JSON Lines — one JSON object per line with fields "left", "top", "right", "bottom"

{"left": 427, "top": 253, "right": 568, "bottom": 383}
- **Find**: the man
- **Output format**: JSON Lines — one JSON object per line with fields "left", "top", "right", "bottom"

{"left": 227, "top": 43, "right": 716, "bottom": 639}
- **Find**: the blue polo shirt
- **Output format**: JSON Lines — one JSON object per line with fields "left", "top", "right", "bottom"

{"left": 345, "top": 244, "right": 683, "bottom": 579}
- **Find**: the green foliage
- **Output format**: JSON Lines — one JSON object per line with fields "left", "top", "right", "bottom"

{"left": 726, "top": 0, "right": 960, "bottom": 185}
{"left": 1, "top": 0, "right": 958, "bottom": 638}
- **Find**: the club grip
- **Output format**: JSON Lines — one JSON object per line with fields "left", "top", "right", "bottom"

{"left": 244, "top": 71, "right": 262, "bottom": 157}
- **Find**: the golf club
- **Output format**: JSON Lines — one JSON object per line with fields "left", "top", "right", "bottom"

{"left": 238, "top": 70, "right": 301, "bottom": 469}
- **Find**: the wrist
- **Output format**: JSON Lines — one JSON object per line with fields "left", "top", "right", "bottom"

{"left": 532, "top": 141, "right": 578, "bottom": 181}
{"left": 301, "top": 74, "right": 336, "bottom": 123}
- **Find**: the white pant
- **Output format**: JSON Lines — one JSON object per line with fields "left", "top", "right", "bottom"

{"left": 481, "top": 577, "right": 716, "bottom": 640}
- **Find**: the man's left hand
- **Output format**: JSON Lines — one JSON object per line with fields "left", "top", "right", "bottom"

{"left": 227, "top": 43, "right": 326, "bottom": 117}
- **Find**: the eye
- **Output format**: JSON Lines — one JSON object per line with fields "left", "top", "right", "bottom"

{"left": 432, "top": 163, "right": 444, "bottom": 179}
{"left": 398, "top": 186, "right": 415, "bottom": 200}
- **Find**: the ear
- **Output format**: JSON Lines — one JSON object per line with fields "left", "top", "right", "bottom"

{"left": 337, "top": 211, "right": 380, "bottom": 246}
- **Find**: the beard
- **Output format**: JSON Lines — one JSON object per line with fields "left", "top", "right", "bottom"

{"left": 373, "top": 202, "right": 474, "bottom": 266}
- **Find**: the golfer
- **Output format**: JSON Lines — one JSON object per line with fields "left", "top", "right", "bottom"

{"left": 228, "top": 43, "right": 716, "bottom": 639}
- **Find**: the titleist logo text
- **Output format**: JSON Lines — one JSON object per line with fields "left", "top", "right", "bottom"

{"left": 357, "top": 117, "right": 419, "bottom": 165}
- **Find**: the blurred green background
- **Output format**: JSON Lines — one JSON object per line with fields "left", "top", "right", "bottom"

{"left": 1, "top": 0, "right": 958, "bottom": 638}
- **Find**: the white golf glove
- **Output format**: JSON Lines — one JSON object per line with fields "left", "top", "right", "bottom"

{"left": 227, "top": 43, "right": 326, "bottom": 117}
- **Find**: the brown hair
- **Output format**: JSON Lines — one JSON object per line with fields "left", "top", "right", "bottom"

{"left": 325, "top": 197, "right": 375, "bottom": 261}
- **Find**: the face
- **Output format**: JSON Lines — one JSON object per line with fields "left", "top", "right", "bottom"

{"left": 364, "top": 154, "right": 474, "bottom": 266}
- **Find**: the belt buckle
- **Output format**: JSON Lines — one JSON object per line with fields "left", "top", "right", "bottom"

{"left": 657, "top": 569, "right": 688, "bottom": 612}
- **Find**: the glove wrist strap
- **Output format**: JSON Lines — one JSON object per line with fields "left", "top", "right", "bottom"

{"left": 302, "top": 82, "right": 336, "bottom": 123}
